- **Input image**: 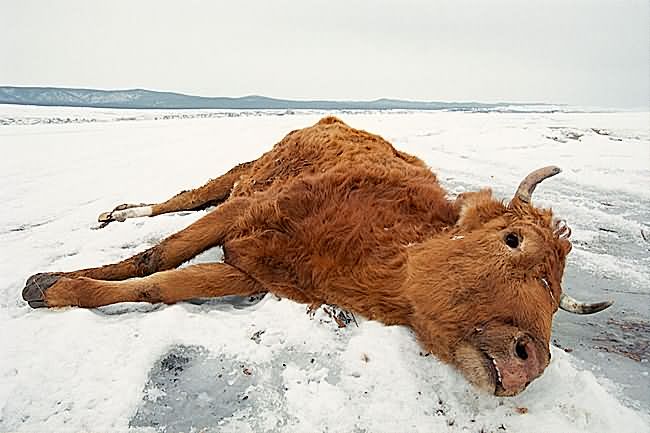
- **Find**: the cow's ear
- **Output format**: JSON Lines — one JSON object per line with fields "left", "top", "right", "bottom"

{"left": 454, "top": 188, "right": 506, "bottom": 230}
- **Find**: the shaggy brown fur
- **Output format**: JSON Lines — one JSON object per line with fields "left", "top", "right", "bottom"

{"left": 23, "top": 116, "right": 576, "bottom": 396}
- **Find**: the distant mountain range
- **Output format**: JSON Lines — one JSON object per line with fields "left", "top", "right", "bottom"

{"left": 0, "top": 86, "right": 549, "bottom": 111}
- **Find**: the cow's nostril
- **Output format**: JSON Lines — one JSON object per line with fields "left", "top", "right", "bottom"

{"left": 515, "top": 339, "right": 529, "bottom": 360}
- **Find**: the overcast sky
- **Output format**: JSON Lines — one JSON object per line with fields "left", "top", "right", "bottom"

{"left": 2, "top": 0, "right": 649, "bottom": 108}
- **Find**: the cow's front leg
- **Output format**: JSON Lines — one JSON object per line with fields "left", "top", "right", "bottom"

{"left": 98, "top": 161, "right": 254, "bottom": 226}
{"left": 23, "top": 263, "right": 264, "bottom": 308}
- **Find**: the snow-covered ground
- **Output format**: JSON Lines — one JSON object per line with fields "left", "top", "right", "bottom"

{"left": 0, "top": 105, "right": 648, "bottom": 432}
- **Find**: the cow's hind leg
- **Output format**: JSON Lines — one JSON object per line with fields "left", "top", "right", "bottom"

{"left": 98, "top": 161, "right": 254, "bottom": 225}
{"left": 23, "top": 198, "right": 251, "bottom": 307}
{"left": 26, "top": 263, "right": 264, "bottom": 308}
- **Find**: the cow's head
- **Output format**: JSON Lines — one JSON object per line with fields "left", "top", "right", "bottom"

{"left": 408, "top": 167, "right": 612, "bottom": 396}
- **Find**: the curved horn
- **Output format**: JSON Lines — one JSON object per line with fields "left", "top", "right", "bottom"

{"left": 513, "top": 166, "right": 562, "bottom": 204}
{"left": 559, "top": 293, "right": 613, "bottom": 314}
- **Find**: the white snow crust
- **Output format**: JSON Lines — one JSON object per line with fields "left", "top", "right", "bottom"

{"left": 0, "top": 106, "right": 648, "bottom": 432}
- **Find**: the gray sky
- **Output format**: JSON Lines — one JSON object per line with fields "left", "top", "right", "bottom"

{"left": 2, "top": 0, "right": 649, "bottom": 108}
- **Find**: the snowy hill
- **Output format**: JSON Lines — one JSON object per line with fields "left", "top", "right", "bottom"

{"left": 0, "top": 86, "right": 557, "bottom": 111}
{"left": 0, "top": 107, "right": 648, "bottom": 432}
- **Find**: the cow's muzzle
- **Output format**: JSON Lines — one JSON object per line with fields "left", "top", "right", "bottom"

{"left": 489, "top": 334, "right": 548, "bottom": 396}
{"left": 454, "top": 326, "right": 550, "bottom": 396}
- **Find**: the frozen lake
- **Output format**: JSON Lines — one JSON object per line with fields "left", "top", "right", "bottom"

{"left": 0, "top": 105, "right": 648, "bottom": 432}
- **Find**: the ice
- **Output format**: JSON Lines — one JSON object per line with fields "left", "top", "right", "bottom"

{"left": 0, "top": 106, "right": 648, "bottom": 432}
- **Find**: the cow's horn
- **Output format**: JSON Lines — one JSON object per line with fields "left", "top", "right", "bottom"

{"left": 513, "top": 166, "right": 562, "bottom": 204}
{"left": 559, "top": 293, "right": 613, "bottom": 314}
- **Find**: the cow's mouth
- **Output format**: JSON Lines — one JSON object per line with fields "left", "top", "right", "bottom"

{"left": 480, "top": 350, "right": 504, "bottom": 394}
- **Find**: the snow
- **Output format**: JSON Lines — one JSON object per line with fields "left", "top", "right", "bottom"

{"left": 0, "top": 106, "right": 648, "bottom": 432}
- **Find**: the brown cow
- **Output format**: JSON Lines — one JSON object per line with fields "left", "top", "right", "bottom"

{"left": 22, "top": 116, "right": 612, "bottom": 396}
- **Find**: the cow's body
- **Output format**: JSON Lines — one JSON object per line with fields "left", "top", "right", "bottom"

{"left": 22, "top": 116, "right": 612, "bottom": 396}
{"left": 224, "top": 116, "right": 455, "bottom": 325}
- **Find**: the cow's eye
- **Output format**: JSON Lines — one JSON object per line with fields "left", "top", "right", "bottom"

{"left": 504, "top": 233, "right": 520, "bottom": 249}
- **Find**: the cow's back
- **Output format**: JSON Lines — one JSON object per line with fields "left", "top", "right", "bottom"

{"left": 231, "top": 116, "right": 429, "bottom": 198}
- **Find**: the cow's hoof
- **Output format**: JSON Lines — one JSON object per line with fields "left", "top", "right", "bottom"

{"left": 97, "top": 203, "right": 149, "bottom": 225}
{"left": 22, "top": 273, "right": 61, "bottom": 308}
{"left": 97, "top": 211, "right": 113, "bottom": 223}
{"left": 98, "top": 210, "right": 126, "bottom": 224}
{"left": 97, "top": 210, "right": 125, "bottom": 226}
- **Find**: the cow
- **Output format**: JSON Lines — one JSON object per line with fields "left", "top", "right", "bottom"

{"left": 22, "top": 116, "right": 612, "bottom": 396}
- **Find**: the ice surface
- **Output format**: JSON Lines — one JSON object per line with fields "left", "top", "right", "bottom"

{"left": 0, "top": 106, "right": 648, "bottom": 432}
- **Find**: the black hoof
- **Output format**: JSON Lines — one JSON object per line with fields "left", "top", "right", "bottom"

{"left": 22, "top": 273, "right": 61, "bottom": 308}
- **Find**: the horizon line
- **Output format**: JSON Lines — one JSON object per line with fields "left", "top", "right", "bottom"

{"left": 0, "top": 85, "right": 560, "bottom": 107}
